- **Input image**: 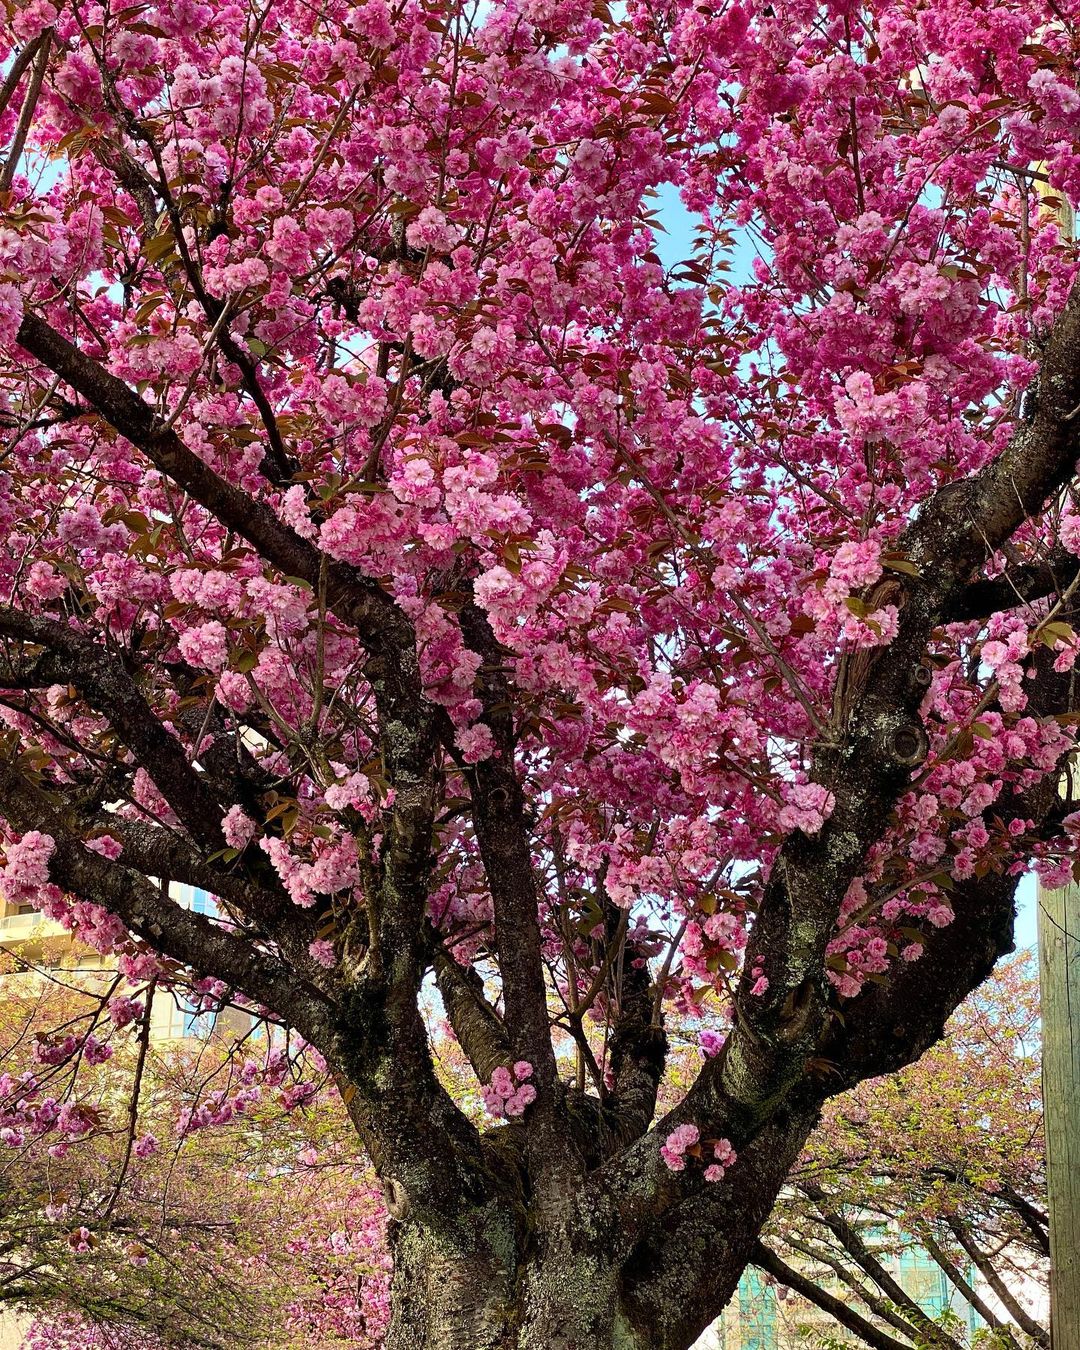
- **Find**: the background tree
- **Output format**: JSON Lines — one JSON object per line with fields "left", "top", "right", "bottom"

{"left": 2, "top": 0, "right": 1080, "bottom": 1346}
{"left": 0, "top": 954, "right": 390, "bottom": 1348}
{"left": 755, "top": 953, "right": 1046, "bottom": 1349}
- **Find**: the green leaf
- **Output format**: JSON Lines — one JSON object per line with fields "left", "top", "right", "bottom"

{"left": 1040, "top": 620, "right": 1075, "bottom": 648}
{"left": 144, "top": 232, "right": 177, "bottom": 264}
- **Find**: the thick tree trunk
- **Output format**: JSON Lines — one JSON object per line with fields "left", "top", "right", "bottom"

{"left": 381, "top": 1100, "right": 823, "bottom": 1350}
{"left": 385, "top": 1222, "right": 651, "bottom": 1350}
{"left": 384, "top": 1214, "right": 518, "bottom": 1350}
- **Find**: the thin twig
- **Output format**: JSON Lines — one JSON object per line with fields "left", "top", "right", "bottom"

{"left": 0, "top": 30, "right": 51, "bottom": 194}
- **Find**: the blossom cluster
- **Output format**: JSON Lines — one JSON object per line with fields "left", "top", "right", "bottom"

{"left": 661, "top": 1123, "right": 737, "bottom": 1184}
{"left": 0, "top": 0, "right": 1078, "bottom": 1195}
{"left": 480, "top": 1062, "right": 537, "bottom": 1119}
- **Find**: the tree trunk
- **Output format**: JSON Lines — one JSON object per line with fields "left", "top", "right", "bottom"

{"left": 384, "top": 1214, "right": 518, "bottom": 1350}
{"left": 384, "top": 1220, "right": 652, "bottom": 1350}
{"left": 380, "top": 1099, "right": 824, "bottom": 1350}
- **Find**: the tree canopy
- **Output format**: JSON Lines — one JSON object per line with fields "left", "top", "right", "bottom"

{"left": 0, "top": 957, "right": 390, "bottom": 1349}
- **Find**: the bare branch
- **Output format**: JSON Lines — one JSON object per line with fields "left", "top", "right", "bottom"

{"left": 752, "top": 1242, "right": 917, "bottom": 1350}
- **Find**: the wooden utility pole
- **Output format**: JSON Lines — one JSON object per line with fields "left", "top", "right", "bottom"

{"left": 1036, "top": 162, "right": 1079, "bottom": 1350}
{"left": 1038, "top": 880, "right": 1080, "bottom": 1350}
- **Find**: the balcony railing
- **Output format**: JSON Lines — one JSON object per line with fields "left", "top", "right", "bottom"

{"left": 0, "top": 908, "right": 74, "bottom": 951}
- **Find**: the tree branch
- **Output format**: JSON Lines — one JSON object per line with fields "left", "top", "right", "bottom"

{"left": 822, "top": 628, "right": 1077, "bottom": 1091}
{"left": 0, "top": 28, "right": 50, "bottom": 194}
{"left": 617, "top": 1093, "right": 823, "bottom": 1350}
{"left": 752, "top": 1242, "right": 917, "bottom": 1350}
{"left": 14, "top": 312, "right": 414, "bottom": 685}
{"left": 458, "top": 599, "right": 577, "bottom": 1198}
{"left": 607, "top": 277, "right": 1080, "bottom": 1247}
{"left": 0, "top": 755, "right": 332, "bottom": 1042}
{"left": 997, "top": 1185, "right": 1051, "bottom": 1256}
{"left": 945, "top": 1216, "right": 1049, "bottom": 1346}
{"left": 782, "top": 1232, "right": 933, "bottom": 1342}
{"left": 95, "top": 819, "right": 324, "bottom": 976}
{"left": 604, "top": 934, "right": 668, "bottom": 1147}
{"left": 0, "top": 606, "right": 227, "bottom": 848}
{"left": 0, "top": 30, "right": 49, "bottom": 126}
{"left": 433, "top": 943, "right": 512, "bottom": 1084}
{"left": 919, "top": 1227, "right": 1022, "bottom": 1348}
{"left": 801, "top": 1185, "right": 961, "bottom": 1350}
{"left": 949, "top": 546, "right": 1080, "bottom": 622}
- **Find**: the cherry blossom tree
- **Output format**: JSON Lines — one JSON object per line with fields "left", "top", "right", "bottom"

{"left": 756, "top": 953, "right": 1047, "bottom": 1349}
{"left": 2, "top": 0, "right": 1080, "bottom": 1344}
{"left": 0, "top": 962, "right": 390, "bottom": 1348}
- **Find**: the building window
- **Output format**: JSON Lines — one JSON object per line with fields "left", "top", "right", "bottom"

{"left": 190, "top": 887, "right": 218, "bottom": 918}
{"left": 166, "top": 992, "right": 218, "bottom": 1040}
{"left": 183, "top": 1001, "right": 218, "bottom": 1038}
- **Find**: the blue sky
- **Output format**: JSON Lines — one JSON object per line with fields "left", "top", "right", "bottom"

{"left": 650, "top": 179, "right": 761, "bottom": 284}
{"left": 1015, "top": 872, "right": 1038, "bottom": 950}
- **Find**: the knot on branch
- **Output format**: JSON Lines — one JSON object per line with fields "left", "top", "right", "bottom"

{"left": 868, "top": 711, "right": 929, "bottom": 769}
{"left": 381, "top": 1176, "right": 411, "bottom": 1221}
{"left": 888, "top": 721, "right": 929, "bottom": 768}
